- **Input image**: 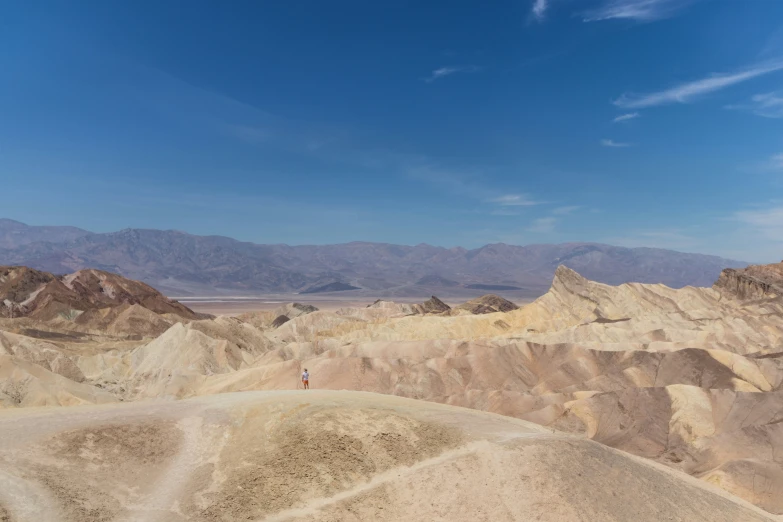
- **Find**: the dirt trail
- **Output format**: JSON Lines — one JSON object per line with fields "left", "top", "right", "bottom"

{"left": 259, "top": 440, "right": 491, "bottom": 522}
{"left": 0, "top": 391, "right": 777, "bottom": 522}
{"left": 115, "top": 417, "right": 206, "bottom": 522}
{"left": 259, "top": 431, "right": 555, "bottom": 522}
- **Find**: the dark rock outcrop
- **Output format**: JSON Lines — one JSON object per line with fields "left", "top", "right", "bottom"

{"left": 455, "top": 294, "right": 519, "bottom": 314}
{"left": 262, "top": 302, "right": 319, "bottom": 329}
{"left": 713, "top": 262, "right": 783, "bottom": 300}
{"left": 415, "top": 296, "right": 451, "bottom": 314}
{"left": 274, "top": 302, "right": 318, "bottom": 319}
{"left": 270, "top": 315, "right": 290, "bottom": 328}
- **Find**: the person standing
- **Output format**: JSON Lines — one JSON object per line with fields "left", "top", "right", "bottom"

{"left": 301, "top": 368, "right": 309, "bottom": 390}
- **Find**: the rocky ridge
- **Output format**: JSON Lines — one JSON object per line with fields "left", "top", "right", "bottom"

{"left": 0, "top": 266, "right": 204, "bottom": 321}
{"left": 453, "top": 294, "right": 518, "bottom": 314}
{"left": 714, "top": 261, "right": 783, "bottom": 300}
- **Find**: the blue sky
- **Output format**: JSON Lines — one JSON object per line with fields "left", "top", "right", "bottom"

{"left": 1, "top": 1, "right": 783, "bottom": 261}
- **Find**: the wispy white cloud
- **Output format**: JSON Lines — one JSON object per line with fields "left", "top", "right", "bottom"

{"left": 524, "top": 206, "right": 581, "bottom": 233}
{"left": 552, "top": 205, "right": 581, "bottom": 215}
{"left": 601, "top": 139, "right": 632, "bottom": 147}
{"left": 613, "top": 112, "right": 640, "bottom": 123}
{"left": 407, "top": 165, "right": 487, "bottom": 198}
{"left": 527, "top": 217, "right": 557, "bottom": 233}
{"left": 726, "top": 91, "right": 783, "bottom": 119}
{"left": 126, "top": 63, "right": 550, "bottom": 233}
{"left": 531, "top": 0, "right": 549, "bottom": 21}
{"left": 584, "top": 0, "right": 700, "bottom": 22}
{"left": 424, "top": 65, "right": 480, "bottom": 83}
{"left": 407, "top": 167, "right": 544, "bottom": 212}
{"left": 736, "top": 152, "right": 783, "bottom": 174}
{"left": 490, "top": 194, "right": 541, "bottom": 206}
{"left": 614, "top": 60, "right": 783, "bottom": 109}
{"left": 703, "top": 204, "right": 783, "bottom": 261}
{"left": 734, "top": 206, "right": 783, "bottom": 242}
{"left": 134, "top": 66, "right": 363, "bottom": 164}
{"left": 491, "top": 208, "right": 523, "bottom": 216}
{"left": 770, "top": 154, "right": 783, "bottom": 170}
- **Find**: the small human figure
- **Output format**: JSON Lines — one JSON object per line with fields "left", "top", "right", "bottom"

{"left": 301, "top": 368, "right": 309, "bottom": 390}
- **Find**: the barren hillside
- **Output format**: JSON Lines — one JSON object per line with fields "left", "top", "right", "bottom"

{"left": 0, "top": 266, "right": 204, "bottom": 322}
{"left": 0, "top": 391, "right": 775, "bottom": 522}
{"left": 1, "top": 264, "right": 783, "bottom": 516}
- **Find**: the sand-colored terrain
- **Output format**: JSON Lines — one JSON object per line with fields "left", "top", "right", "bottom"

{"left": 2, "top": 264, "right": 783, "bottom": 517}
{"left": 0, "top": 391, "right": 776, "bottom": 522}
{"left": 178, "top": 296, "right": 478, "bottom": 317}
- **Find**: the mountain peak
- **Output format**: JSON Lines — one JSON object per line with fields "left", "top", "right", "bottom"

{"left": 0, "top": 218, "right": 91, "bottom": 249}
{"left": 553, "top": 265, "right": 589, "bottom": 286}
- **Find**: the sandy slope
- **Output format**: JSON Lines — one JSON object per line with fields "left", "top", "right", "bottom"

{"left": 0, "top": 390, "right": 775, "bottom": 522}
{"left": 2, "top": 266, "right": 783, "bottom": 514}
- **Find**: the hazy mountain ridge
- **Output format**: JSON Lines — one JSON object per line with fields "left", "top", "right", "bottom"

{"left": 0, "top": 219, "right": 91, "bottom": 249}
{"left": 0, "top": 220, "right": 747, "bottom": 296}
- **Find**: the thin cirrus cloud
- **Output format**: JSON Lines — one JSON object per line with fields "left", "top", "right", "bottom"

{"left": 613, "top": 112, "right": 639, "bottom": 123}
{"left": 531, "top": 0, "right": 548, "bottom": 21}
{"left": 614, "top": 60, "right": 783, "bottom": 109}
{"left": 527, "top": 217, "right": 557, "bottom": 233}
{"left": 601, "top": 139, "right": 631, "bottom": 148}
{"left": 734, "top": 206, "right": 783, "bottom": 241}
{"left": 491, "top": 208, "right": 524, "bottom": 216}
{"left": 583, "top": 0, "right": 701, "bottom": 22}
{"left": 490, "top": 194, "right": 541, "bottom": 206}
{"left": 769, "top": 153, "right": 783, "bottom": 170}
{"left": 552, "top": 205, "right": 581, "bottom": 215}
{"left": 524, "top": 206, "right": 580, "bottom": 233}
{"left": 407, "top": 167, "right": 545, "bottom": 211}
{"left": 726, "top": 91, "right": 783, "bottom": 119}
{"left": 424, "top": 65, "right": 480, "bottom": 83}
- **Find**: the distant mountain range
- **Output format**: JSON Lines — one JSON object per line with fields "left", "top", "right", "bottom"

{"left": 0, "top": 219, "right": 747, "bottom": 297}
{"left": 0, "top": 218, "right": 91, "bottom": 249}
